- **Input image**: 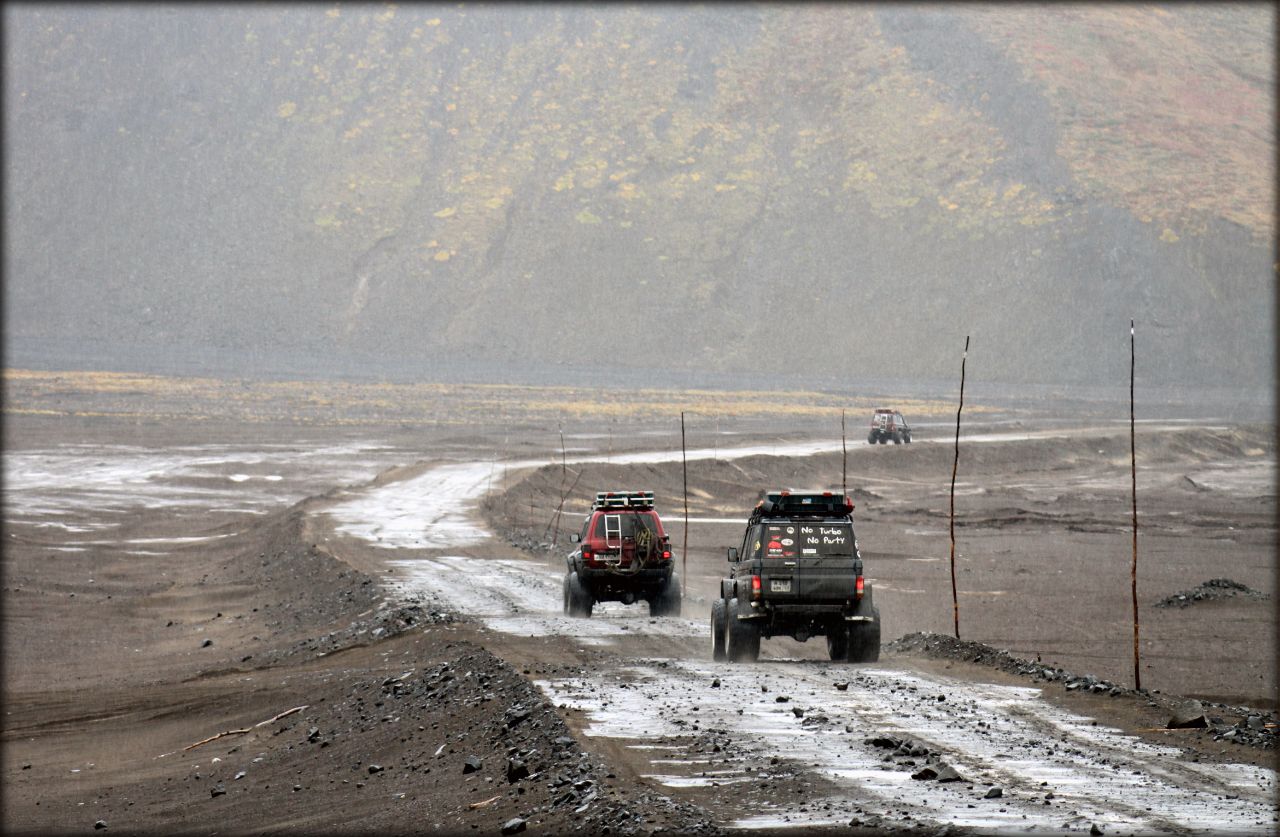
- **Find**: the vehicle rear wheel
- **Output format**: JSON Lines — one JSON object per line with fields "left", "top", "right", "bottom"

{"left": 725, "top": 597, "right": 760, "bottom": 663}
{"left": 710, "top": 598, "right": 728, "bottom": 662}
{"left": 892, "top": 432, "right": 903, "bottom": 444}
{"left": 826, "top": 625, "right": 849, "bottom": 661}
{"left": 879, "top": 436, "right": 888, "bottom": 444}
{"left": 847, "top": 607, "right": 881, "bottom": 662}
{"left": 867, "top": 433, "right": 878, "bottom": 445}
{"left": 566, "top": 571, "right": 594, "bottom": 618}
{"left": 649, "top": 571, "right": 682, "bottom": 617}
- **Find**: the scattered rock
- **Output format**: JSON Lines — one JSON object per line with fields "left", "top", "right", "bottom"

{"left": 911, "top": 766, "right": 938, "bottom": 781}
{"left": 501, "top": 817, "right": 527, "bottom": 835}
{"left": 201, "top": 639, "right": 213, "bottom": 648}
{"left": 210, "top": 785, "right": 226, "bottom": 798}
{"left": 984, "top": 787, "right": 1003, "bottom": 799}
{"left": 503, "top": 705, "right": 532, "bottom": 729}
{"left": 462, "top": 756, "right": 483, "bottom": 774}
{"left": 1167, "top": 700, "right": 1208, "bottom": 729}
{"left": 94, "top": 821, "right": 107, "bottom": 830}
{"left": 506, "top": 759, "right": 529, "bottom": 783}
{"left": 935, "top": 765, "right": 964, "bottom": 783}
{"left": 791, "top": 707, "right": 805, "bottom": 718}
{"left": 367, "top": 764, "right": 383, "bottom": 774}
{"left": 834, "top": 682, "right": 849, "bottom": 691}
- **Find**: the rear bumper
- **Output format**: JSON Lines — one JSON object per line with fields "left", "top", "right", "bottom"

{"left": 578, "top": 564, "right": 673, "bottom": 597}
{"left": 737, "top": 600, "right": 870, "bottom": 621}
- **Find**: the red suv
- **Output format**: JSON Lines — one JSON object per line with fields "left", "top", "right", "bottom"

{"left": 868, "top": 409, "right": 911, "bottom": 444}
{"left": 563, "top": 490, "right": 681, "bottom": 618}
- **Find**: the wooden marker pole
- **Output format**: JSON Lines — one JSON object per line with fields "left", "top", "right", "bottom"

{"left": 681, "top": 411, "right": 689, "bottom": 595}
{"left": 1130, "top": 320, "right": 1141, "bottom": 691}
{"left": 841, "top": 408, "right": 848, "bottom": 497}
{"left": 949, "top": 335, "right": 969, "bottom": 640}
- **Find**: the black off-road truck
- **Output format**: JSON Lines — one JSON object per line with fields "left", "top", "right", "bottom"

{"left": 563, "top": 490, "right": 681, "bottom": 618}
{"left": 711, "top": 490, "right": 880, "bottom": 663}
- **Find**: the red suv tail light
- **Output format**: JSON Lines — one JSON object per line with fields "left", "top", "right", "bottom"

{"left": 582, "top": 547, "right": 593, "bottom": 561}
{"left": 662, "top": 549, "right": 671, "bottom": 560}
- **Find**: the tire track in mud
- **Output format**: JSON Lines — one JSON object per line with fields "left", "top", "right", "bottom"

{"left": 320, "top": 432, "right": 1277, "bottom": 834}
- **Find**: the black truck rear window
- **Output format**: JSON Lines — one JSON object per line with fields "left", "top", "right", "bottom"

{"left": 762, "top": 522, "right": 854, "bottom": 558}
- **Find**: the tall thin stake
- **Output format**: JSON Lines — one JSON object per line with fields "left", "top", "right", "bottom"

{"left": 841, "top": 408, "right": 848, "bottom": 496}
{"left": 681, "top": 411, "right": 689, "bottom": 596}
{"left": 1130, "top": 320, "right": 1141, "bottom": 691}
{"left": 949, "top": 335, "right": 969, "bottom": 640}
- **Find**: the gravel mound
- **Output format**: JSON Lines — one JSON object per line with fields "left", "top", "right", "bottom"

{"left": 889, "top": 632, "right": 1275, "bottom": 750}
{"left": 1154, "top": 577, "right": 1269, "bottom": 608}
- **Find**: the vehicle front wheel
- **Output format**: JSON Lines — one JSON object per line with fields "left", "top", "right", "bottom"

{"left": 725, "top": 597, "right": 761, "bottom": 663}
{"left": 903, "top": 433, "right": 912, "bottom": 444}
{"left": 867, "top": 433, "right": 878, "bottom": 445}
{"left": 892, "top": 432, "right": 903, "bottom": 444}
{"left": 710, "top": 598, "right": 728, "bottom": 662}
{"left": 565, "top": 571, "right": 594, "bottom": 618}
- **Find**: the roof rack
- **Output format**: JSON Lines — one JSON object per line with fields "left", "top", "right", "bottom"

{"left": 750, "top": 489, "right": 853, "bottom": 521}
{"left": 591, "top": 490, "right": 655, "bottom": 510}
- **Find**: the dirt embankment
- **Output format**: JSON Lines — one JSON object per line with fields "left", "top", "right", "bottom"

{"left": 2, "top": 498, "right": 722, "bottom": 835}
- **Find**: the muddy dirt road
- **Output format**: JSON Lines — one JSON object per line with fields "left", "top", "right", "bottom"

{"left": 3, "top": 403, "right": 1276, "bottom": 835}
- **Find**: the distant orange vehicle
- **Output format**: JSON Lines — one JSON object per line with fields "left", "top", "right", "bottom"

{"left": 868, "top": 409, "right": 911, "bottom": 444}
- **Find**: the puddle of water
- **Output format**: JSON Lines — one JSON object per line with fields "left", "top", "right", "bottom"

{"left": 538, "top": 660, "right": 1277, "bottom": 834}
{"left": 4, "top": 441, "right": 409, "bottom": 527}
{"left": 643, "top": 774, "right": 754, "bottom": 788}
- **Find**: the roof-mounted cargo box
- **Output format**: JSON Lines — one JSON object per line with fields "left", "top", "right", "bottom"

{"left": 752, "top": 490, "right": 853, "bottom": 520}
{"left": 591, "top": 490, "right": 655, "bottom": 510}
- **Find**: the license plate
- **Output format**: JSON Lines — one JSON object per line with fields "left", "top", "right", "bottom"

{"left": 770, "top": 579, "right": 792, "bottom": 593}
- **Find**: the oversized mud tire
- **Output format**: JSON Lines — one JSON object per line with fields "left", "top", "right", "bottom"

{"left": 710, "top": 598, "right": 728, "bottom": 661}
{"left": 649, "top": 571, "right": 682, "bottom": 617}
{"left": 725, "top": 597, "right": 761, "bottom": 663}
{"left": 867, "top": 433, "right": 878, "bottom": 445}
{"left": 879, "top": 436, "right": 888, "bottom": 445}
{"left": 565, "top": 571, "right": 594, "bottom": 618}
{"left": 892, "top": 432, "right": 903, "bottom": 444}
{"left": 826, "top": 625, "right": 849, "bottom": 661}
{"left": 847, "top": 607, "right": 881, "bottom": 663}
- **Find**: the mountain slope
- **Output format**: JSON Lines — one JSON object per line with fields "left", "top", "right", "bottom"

{"left": 4, "top": 4, "right": 1273, "bottom": 387}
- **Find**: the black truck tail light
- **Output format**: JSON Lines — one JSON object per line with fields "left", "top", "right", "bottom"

{"left": 855, "top": 575, "right": 864, "bottom": 600}
{"left": 751, "top": 575, "right": 762, "bottom": 600}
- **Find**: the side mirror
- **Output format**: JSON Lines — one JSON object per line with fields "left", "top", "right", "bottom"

{"left": 569, "top": 533, "right": 580, "bottom": 544}
{"left": 727, "top": 547, "right": 738, "bottom": 563}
